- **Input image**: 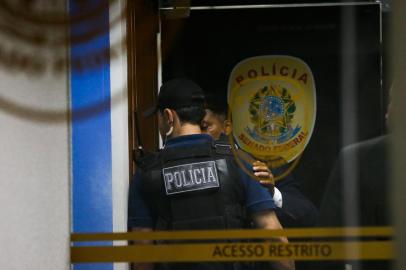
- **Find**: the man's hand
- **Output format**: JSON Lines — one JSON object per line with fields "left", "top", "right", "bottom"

{"left": 252, "top": 160, "right": 275, "bottom": 195}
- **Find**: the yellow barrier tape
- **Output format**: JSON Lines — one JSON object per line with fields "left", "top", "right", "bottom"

{"left": 71, "top": 241, "right": 393, "bottom": 263}
{"left": 71, "top": 227, "right": 393, "bottom": 242}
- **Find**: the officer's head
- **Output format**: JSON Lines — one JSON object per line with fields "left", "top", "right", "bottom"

{"left": 144, "top": 78, "right": 206, "bottom": 140}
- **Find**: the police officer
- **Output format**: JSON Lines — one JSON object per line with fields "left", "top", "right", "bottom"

{"left": 128, "top": 78, "right": 294, "bottom": 270}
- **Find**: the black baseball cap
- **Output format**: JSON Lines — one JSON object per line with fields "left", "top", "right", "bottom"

{"left": 143, "top": 78, "right": 206, "bottom": 117}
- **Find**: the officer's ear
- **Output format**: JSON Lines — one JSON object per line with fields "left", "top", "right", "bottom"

{"left": 163, "top": 108, "right": 174, "bottom": 126}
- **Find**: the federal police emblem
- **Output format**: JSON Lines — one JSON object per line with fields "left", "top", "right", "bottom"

{"left": 227, "top": 55, "right": 317, "bottom": 175}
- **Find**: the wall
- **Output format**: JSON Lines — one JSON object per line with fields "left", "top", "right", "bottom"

{"left": 0, "top": 46, "right": 70, "bottom": 270}
{"left": 0, "top": 1, "right": 129, "bottom": 269}
{"left": 69, "top": 0, "right": 129, "bottom": 270}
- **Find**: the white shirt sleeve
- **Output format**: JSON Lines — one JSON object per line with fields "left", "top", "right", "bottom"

{"left": 273, "top": 187, "right": 283, "bottom": 208}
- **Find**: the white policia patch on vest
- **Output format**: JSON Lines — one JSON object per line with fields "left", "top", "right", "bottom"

{"left": 163, "top": 161, "right": 220, "bottom": 195}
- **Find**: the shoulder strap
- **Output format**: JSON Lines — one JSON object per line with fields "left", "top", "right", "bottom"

{"left": 161, "top": 143, "right": 213, "bottom": 163}
{"left": 213, "top": 141, "right": 233, "bottom": 156}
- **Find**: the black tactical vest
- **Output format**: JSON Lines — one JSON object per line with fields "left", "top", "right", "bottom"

{"left": 138, "top": 139, "right": 261, "bottom": 270}
{"left": 139, "top": 139, "right": 247, "bottom": 232}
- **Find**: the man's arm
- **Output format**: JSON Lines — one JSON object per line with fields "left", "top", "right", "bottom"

{"left": 275, "top": 175, "right": 318, "bottom": 227}
{"left": 239, "top": 160, "right": 294, "bottom": 269}
{"left": 253, "top": 211, "right": 295, "bottom": 270}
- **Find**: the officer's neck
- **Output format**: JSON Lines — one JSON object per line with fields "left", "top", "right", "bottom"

{"left": 174, "top": 123, "right": 202, "bottom": 137}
